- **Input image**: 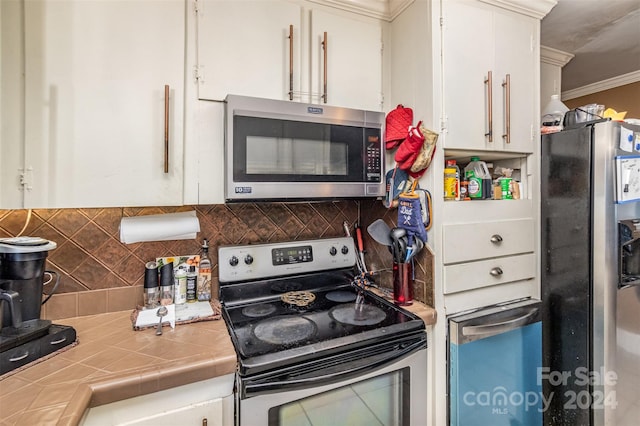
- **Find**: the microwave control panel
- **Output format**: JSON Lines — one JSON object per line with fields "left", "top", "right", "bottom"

{"left": 365, "top": 130, "right": 382, "bottom": 182}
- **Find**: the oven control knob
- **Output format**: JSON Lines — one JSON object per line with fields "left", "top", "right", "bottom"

{"left": 329, "top": 246, "right": 337, "bottom": 256}
{"left": 244, "top": 254, "right": 254, "bottom": 265}
{"left": 341, "top": 245, "right": 349, "bottom": 255}
{"left": 229, "top": 256, "right": 239, "bottom": 267}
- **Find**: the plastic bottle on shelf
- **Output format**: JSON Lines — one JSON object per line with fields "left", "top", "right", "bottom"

{"left": 444, "top": 159, "right": 461, "bottom": 201}
{"left": 464, "top": 157, "right": 491, "bottom": 199}
{"left": 541, "top": 94, "right": 569, "bottom": 133}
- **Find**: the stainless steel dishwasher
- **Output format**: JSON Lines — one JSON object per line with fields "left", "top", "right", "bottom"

{"left": 448, "top": 298, "right": 542, "bottom": 426}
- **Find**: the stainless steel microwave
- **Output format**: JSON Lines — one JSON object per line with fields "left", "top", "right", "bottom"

{"left": 224, "top": 95, "right": 385, "bottom": 202}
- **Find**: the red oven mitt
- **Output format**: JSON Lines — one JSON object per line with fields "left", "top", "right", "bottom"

{"left": 385, "top": 105, "right": 413, "bottom": 149}
{"left": 395, "top": 121, "right": 425, "bottom": 171}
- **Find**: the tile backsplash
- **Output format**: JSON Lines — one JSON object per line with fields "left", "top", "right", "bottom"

{"left": 0, "top": 200, "right": 432, "bottom": 320}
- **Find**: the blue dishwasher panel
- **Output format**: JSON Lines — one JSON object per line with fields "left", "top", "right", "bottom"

{"left": 449, "top": 300, "right": 542, "bottom": 426}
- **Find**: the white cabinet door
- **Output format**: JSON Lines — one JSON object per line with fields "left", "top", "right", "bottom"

{"left": 23, "top": 0, "right": 184, "bottom": 208}
{"left": 494, "top": 10, "right": 536, "bottom": 153}
{"left": 442, "top": 0, "right": 536, "bottom": 153}
{"left": 441, "top": 0, "right": 494, "bottom": 150}
{"left": 196, "top": 1, "right": 382, "bottom": 111}
{"left": 196, "top": 0, "right": 302, "bottom": 102}
{"left": 309, "top": 8, "right": 383, "bottom": 111}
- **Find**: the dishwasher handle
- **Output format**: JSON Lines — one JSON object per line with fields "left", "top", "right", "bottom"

{"left": 449, "top": 299, "right": 541, "bottom": 345}
{"left": 462, "top": 308, "right": 538, "bottom": 337}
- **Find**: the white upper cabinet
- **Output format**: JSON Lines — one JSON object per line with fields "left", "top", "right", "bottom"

{"left": 442, "top": 0, "right": 537, "bottom": 153}
{"left": 20, "top": 0, "right": 185, "bottom": 208}
{"left": 196, "top": 0, "right": 383, "bottom": 111}
{"left": 195, "top": 1, "right": 303, "bottom": 102}
{"left": 309, "top": 8, "right": 383, "bottom": 110}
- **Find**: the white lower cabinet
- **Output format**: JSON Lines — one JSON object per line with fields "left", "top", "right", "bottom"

{"left": 80, "top": 374, "right": 235, "bottom": 426}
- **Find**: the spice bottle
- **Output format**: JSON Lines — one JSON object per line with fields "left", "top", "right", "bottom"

{"left": 197, "top": 239, "right": 212, "bottom": 301}
{"left": 144, "top": 261, "right": 159, "bottom": 309}
{"left": 159, "top": 262, "right": 174, "bottom": 305}
{"left": 186, "top": 266, "right": 198, "bottom": 303}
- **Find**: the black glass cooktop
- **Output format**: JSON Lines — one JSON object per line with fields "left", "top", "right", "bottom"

{"left": 219, "top": 271, "right": 425, "bottom": 375}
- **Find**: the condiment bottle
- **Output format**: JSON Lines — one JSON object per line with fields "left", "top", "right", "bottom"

{"left": 197, "top": 239, "right": 212, "bottom": 301}
{"left": 186, "top": 266, "right": 198, "bottom": 303}
{"left": 174, "top": 266, "right": 187, "bottom": 304}
{"left": 144, "top": 261, "right": 159, "bottom": 309}
{"left": 159, "top": 262, "right": 174, "bottom": 305}
{"left": 444, "top": 159, "right": 460, "bottom": 201}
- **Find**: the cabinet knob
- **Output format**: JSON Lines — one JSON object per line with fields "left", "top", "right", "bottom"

{"left": 490, "top": 267, "right": 503, "bottom": 277}
{"left": 490, "top": 234, "right": 503, "bottom": 243}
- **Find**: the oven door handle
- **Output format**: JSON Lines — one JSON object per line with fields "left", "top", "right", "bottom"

{"left": 243, "top": 338, "right": 426, "bottom": 397}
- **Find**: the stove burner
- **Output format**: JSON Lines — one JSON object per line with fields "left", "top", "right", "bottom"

{"left": 241, "top": 304, "right": 277, "bottom": 318}
{"left": 281, "top": 291, "right": 316, "bottom": 307}
{"left": 325, "top": 290, "right": 357, "bottom": 303}
{"left": 330, "top": 304, "right": 387, "bottom": 326}
{"left": 271, "top": 281, "right": 302, "bottom": 293}
{"left": 253, "top": 315, "right": 317, "bottom": 345}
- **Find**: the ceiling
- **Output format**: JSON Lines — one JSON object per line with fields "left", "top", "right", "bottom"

{"left": 540, "top": 0, "right": 640, "bottom": 92}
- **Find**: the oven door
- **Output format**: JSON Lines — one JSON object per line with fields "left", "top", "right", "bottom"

{"left": 225, "top": 95, "right": 383, "bottom": 201}
{"left": 238, "top": 333, "right": 427, "bottom": 426}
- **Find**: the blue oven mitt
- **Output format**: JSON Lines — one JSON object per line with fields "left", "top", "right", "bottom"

{"left": 397, "top": 190, "right": 427, "bottom": 244}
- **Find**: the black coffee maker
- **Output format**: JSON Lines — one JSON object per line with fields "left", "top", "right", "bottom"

{"left": 0, "top": 237, "right": 76, "bottom": 375}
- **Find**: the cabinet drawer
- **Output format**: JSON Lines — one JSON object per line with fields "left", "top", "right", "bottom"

{"left": 443, "top": 253, "right": 535, "bottom": 294}
{"left": 443, "top": 218, "right": 534, "bottom": 264}
{"left": 0, "top": 340, "right": 41, "bottom": 375}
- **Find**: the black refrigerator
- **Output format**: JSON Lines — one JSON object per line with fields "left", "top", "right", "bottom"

{"left": 541, "top": 119, "right": 640, "bottom": 426}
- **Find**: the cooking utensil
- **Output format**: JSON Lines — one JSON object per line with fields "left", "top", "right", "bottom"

{"left": 155, "top": 306, "right": 168, "bottom": 336}
{"left": 389, "top": 228, "right": 407, "bottom": 264}
{"left": 354, "top": 223, "right": 368, "bottom": 273}
{"left": 367, "top": 219, "right": 392, "bottom": 246}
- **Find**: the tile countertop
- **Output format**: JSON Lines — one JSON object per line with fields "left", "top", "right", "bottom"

{"left": 0, "top": 299, "right": 436, "bottom": 426}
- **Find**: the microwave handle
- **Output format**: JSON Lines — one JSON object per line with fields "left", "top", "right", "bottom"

{"left": 243, "top": 339, "right": 425, "bottom": 397}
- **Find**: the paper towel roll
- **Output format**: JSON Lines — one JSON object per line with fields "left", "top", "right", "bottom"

{"left": 119, "top": 211, "right": 201, "bottom": 244}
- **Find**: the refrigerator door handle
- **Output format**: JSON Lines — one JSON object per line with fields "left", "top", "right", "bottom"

{"left": 462, "top": 308, "right": 538, "bottom": 337}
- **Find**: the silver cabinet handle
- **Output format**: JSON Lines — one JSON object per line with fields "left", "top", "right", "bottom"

{"left": 484, "top": 70, "right": 493, "bottom": 142}
{"left": 10, "top": 351, "right": 29, "bottom": 362}
{"left": 490, "top": 234, "right": 503, "bottom": 243}
{"left": 490, "top": 267, "right": 503, "bottom": 276}
{"left": 502, "top": 74, "right": 511, "bottom": 144}
{"left": 322, "top": 32, "right": 328, "bottom": 104}
{"left": 164, "top": 84, "right": 170, "bottom": 173}
{"left": 288, "top": 24, "right": 294, "bottom": 101}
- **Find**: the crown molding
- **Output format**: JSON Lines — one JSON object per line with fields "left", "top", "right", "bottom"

{"left": 478, "top": 0, "right": 557, "bottom": 19}
{"left": 306, "top": 0, "right": 414, "bottom": 21}
{"left": 540, "top": 45, "right": 574, "bottom": 67}
{"left": 562, "top": 70, "right": 640, "bottom": 100}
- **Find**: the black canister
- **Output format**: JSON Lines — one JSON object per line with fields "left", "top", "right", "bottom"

{"left": 159, "top": 262, "right": 174, "bottom": 305}
{"left": 144, "top": 261, "right": 160, "bottom": 309}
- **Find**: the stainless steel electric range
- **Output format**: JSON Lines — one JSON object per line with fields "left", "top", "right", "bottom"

{"left": 218, "top": 237, "right": 428, "bottom": 426}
